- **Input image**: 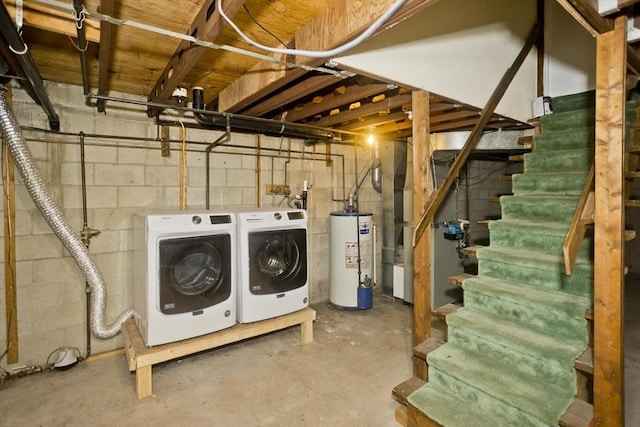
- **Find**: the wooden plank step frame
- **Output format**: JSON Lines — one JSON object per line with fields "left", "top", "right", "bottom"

{"left": 447, "top": 273, "right": 476, "bottom": 287}
{"left": 575, "top": 347, "right": 594, "bottom": 375}
{"left": 477, "top": 219, "right": 492, "bottom": 228}
{"left": 392, "top": 377, "right": 593, "bottom": 427}
{"left": 431, "top": 302, "right": 462, "bottom": 321}
{"left": 626, "top": 199, "right": 640, "bottom": 207}
{"left": 413, "top": 337, "right": 445, "bottom": 381}
{"left": 499, "top": 174, "right": 514, "bottom": 181}
{"left": 461, "top": 245, "right": 484, "bottom": 257}
{"left": 122, "top": 307, "right": 316, "bottom": 399}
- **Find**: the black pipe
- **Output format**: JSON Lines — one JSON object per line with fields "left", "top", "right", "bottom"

{"left": 192, "top": 87, "right": 334, "bottom": 142}
{"left": 72, "top": 0, "right": 90, "bottom": 96}
{"left": 0, "top": 2, "right": 60, "bottom": 130}
{"left": 79, "top": 132, "right": 92, "bottom": 360}
{"left": 205, "top": 119, "right": 231, "bottom": 209}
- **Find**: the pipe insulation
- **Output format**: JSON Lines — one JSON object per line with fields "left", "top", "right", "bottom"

{"left": 0, "top": 88, "right": 135, "bottom": 339}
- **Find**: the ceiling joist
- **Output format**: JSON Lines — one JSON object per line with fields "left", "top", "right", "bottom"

{"left": 147, "top": 0, "right": 246, "bottom": 116}
{"left": 217, "top": 0, "right": 439, "bottom": 114}
{"left": 4, "top": 0, "right": 101, "bottom": 43}
{"left": 96, "top": 0, "right": 114, "bottom": 112}
{"left": 311, "top": 93, "right": 412, "bottom": 128}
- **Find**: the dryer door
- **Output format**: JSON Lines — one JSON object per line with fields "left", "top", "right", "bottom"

{"left": 159, "top": 234, "right": 232, "bottom": 315}
{"left": 248, "top": 229, "right": 307, "bottom": 295}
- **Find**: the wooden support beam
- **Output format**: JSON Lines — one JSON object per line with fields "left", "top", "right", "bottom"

{"left": 4, "top": 0, "right": 100, "bottom": 42}
{"left": 593, "top": 15, "right": 626, "bottom": 427}
{"left": 312, "top": 94, "right": 412, "bottom": 128}
{"left": 413, "top": 23, "right": 542, "bottom": 247}
{"left": 147, "top": 0, "right": 246, "bottom": 116}
{"left": 2, "top": 85, "right": 18, "bottom": 364}
{"left": 282, "top": 83, "right": 391, "bottom": 123}
{"left": 96, "top": 0, "right": 114, "bottom": 113}
{"left": 429, "top": 109, "right": 480, "bottom": 124}
{"left": 366, "top": 118, "right": 413, "bottom": 136}
{"left": 340, "top": 110, "right": 408, "bottom": 132}
{"left": 563, "top": 166, "right": 595, "bottom": 275}
{"left": 412, "top": 90, "right": 432, "bottom": 380}
{"left": 243, "top": 75, "right": 338, "bottom": 117}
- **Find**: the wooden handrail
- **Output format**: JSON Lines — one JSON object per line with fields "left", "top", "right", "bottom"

{"left": 412, "top": 22, "right": 542, "bottom": 247}
{"left": 563, "top": 165, "right": 595, "bottom": 275}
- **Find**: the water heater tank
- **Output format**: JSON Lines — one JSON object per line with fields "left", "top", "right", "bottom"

{"left": 329, "top": 212, "right": 373, "bottom": 309}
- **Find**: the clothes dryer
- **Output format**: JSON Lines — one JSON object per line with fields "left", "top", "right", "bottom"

{"left": 133, "top": 211, "right": 236, "bottom": 346}
{"left": 236, "top": 208, "right": 308, "bottom": 323}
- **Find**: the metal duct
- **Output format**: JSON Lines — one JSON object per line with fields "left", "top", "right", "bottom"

{"left": 0, "top": 87, "right": 135, "bottom": 339}
{"left": 191, "top": 87, "right": 334, "bottom": 142}
{"left": 0, "top": 2, "right": 59, "bottom": 130}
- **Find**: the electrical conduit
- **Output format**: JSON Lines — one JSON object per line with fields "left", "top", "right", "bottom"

{"left": 0, "top": 87, "right": 135, "bottom": 339}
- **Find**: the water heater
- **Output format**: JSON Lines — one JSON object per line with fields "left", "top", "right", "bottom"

{"left": 329, "top": 212, "right": 373, "bottom": 309}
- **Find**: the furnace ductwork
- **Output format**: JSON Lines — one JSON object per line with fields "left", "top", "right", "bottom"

{"left": 0, "top": 87, "right": 135, "bottom": 339}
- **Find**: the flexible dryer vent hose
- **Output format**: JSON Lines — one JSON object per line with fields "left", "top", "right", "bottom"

{"left": 0, "top": 88, "right": 135, "bottom": 339}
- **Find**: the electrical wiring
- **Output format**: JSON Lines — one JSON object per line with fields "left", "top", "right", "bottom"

{"left": 217, "top": 0, "right": 408, "bottom": 58}
{"left": 242, "top": 4, "right": 287, "bottom": 47}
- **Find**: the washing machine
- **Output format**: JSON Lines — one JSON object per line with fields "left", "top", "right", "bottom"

{"left": 133, "top": 211, "right": 236, "bottom": 346}
{"left": 236, "top": 208, "right": 309, "bottom": 323}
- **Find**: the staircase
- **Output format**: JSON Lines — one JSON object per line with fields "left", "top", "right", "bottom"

{"left": 395, "top": 92, "right": 610, "bottom": 426}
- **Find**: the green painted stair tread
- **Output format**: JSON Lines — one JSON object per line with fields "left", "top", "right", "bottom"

{"left": 550, "top": 91, "right": 595, "bottom": 113}
{"left": 426, "top": 342, "right": 574, "bottom": 426}
{"left": 462, "top": 276, "right": 590, "bottom": 340}
{"left": 447, "top": 308, "right": 585, "bottom": 369}
{"left": 500, "top": 195, "right": 580, "bottom": 223}
{"left": 488, "top": 219, "right": 593, "bottom": 260}
{"left": 408, "top": 384, "right": 511, "bottom": 427}
{"left": 533, "top": 127, "right": 594, "bottom": 152}
{"left": 512, "top": 171, "right": 590, "bottom": 196}
{"left": 540, "top": 108, "right": 594, "bottom": 132}
{"left": 523, "top": 148, "right": 593, "bottom": 173}
{"left": 476, "top": 246, "right": 592, "bottom": 297}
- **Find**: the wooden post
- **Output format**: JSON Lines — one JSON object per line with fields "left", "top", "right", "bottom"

{"left": 2, "top": 84, "right": 18, "bottom": 363}
{"left": 412, "top": 90, "right": 432, "bottom": 379}
{"left": 594, "top": 15, "right": 626, "bottom": 427}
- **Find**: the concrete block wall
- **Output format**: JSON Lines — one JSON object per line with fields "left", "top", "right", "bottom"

{"left": 457, "top": 158, "right": 522, "bottom": 246}
{"left": 0, "top": 82, "right": 382, "bottom": 365}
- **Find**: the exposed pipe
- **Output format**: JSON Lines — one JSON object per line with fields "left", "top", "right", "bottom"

{"left": 0, "top": 87, "right": 134, "bottom": 339}
{"left": 256, "top": 135, "right": 261, "bottom": 207}
{"left": 0, "top": 2, "right": 60, "bottom": 130}
{"left": 192, "top": 87, "right": 334, "bottom": 142}
{"left": 79, "top": 131, "right": 101, "bottom": 358}
{"left": 72, "top": 0, "right": 90, "bottom": 96}
{"left": 205, "top": 118, "right": 231, "bottom": 209}
{"left": 371, "top": 142, "right": 382, "bottom": 193}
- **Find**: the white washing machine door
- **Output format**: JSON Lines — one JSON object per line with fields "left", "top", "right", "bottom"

{"left": 248, "top": 229, "right": 307, "bottom": 295}
{"left": 159, "top": 234, "right": 232, "bottom": 315}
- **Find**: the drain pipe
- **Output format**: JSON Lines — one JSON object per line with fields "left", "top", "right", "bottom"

{"left": 205, "top": 117, "right": 231, "bottom": 209}
{"left": 72, "top": 0, "right": 90, "bottom": 96}
{"left": 0, "top": 2, "right": 60, "bottom": 130}
{"left": 0, "top": 87, "right": 135, "bottom": 339}
{"left": 191, "top": 87, "right": 333, "bottom": 142}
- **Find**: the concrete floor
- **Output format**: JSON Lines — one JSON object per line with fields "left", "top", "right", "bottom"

{"left": 1, "top": 281, "right": 639, "bottom": 427}
{"left": 0, "top": 293, "right": 414, "bottom": 426}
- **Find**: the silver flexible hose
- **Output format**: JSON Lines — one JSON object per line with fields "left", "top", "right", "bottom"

{"left": 0, "top": 87, "right": 135, "bottom": 339}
